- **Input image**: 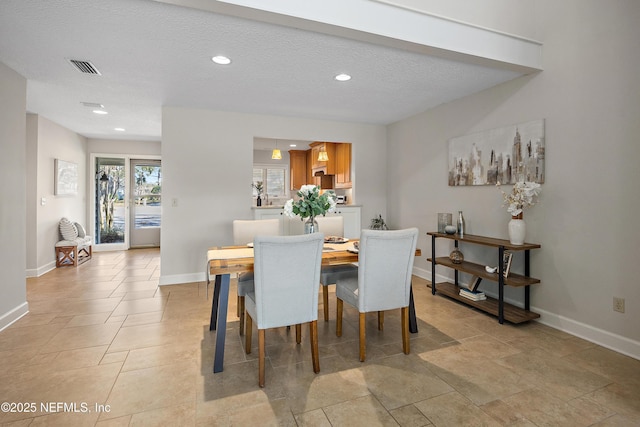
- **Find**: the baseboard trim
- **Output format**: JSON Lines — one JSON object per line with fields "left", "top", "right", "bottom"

{"left": 159, "top": 272, "right": 204, "bottom": 286}
{"left": 534, "top": 308, "right": 640, "bottom": 361}
{"left": 26, "top": 261, "right": 56, "bottom": 278}
{"left": 0, "top": 302, "right": 29, "bottom": 332}
{"left": 412, "top": 267, "right": 640, "bottom": 361}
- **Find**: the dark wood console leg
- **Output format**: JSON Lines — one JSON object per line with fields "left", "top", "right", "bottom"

{"left": 498, "top": 246, "right": 505, "bottom": 324}
{"left": 431, "top": 235, "right": 436, "bottom": 295}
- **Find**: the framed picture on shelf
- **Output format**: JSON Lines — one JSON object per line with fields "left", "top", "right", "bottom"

{"left": 503, "top": 251, "right": 513, "bottom": 278}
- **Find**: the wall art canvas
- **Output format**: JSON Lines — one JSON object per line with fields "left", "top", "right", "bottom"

{"left": 448, "top": 119, "right": 545, "bottom": 186}
{"left": 55, "top": 159, "right": 78, "bottom": 195}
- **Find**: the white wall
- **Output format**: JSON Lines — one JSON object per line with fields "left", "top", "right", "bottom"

{"left": 387, "top": 0, "right": 640, "bottom": 358}
{"left": 0, "top": 61, "right": 28, "bottom": 329}
{"left": 87, "top": 138, "right": 161, "bottom": 156}
{"left": 26, "top": 115, "right": 88, "bottom": 276}
{"left": 160, "top": 107, "right": 386, "bottom": 284}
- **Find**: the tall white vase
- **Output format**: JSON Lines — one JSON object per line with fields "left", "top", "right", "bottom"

{"left": 508, "top": 215, "right": 526, "bottom": 245}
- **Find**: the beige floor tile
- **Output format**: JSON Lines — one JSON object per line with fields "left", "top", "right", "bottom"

{"left": 294, "top": 408, "right": 332, "bottom": 426}
{"left": 500, "top": 388, "right": 613, "bottom": 426}
{"left": 110, "top": 296, "right": 168, "bottom": 317}
{"left": 129, "top": 402, "right": 196, "bottom": 426}
{"left": 100, "top": 360, "right": 198, "bottom": 421}
{"left": 122, "top": 343, "right": 198, "bottom": 372}
{"left": 65, "top": 312, "right": 112, "bottom": 327}
{"left": 388, "top": 404, "right": 433, "bottom": 426}
{"left": 496, "top": 348, "right": 612, "bottom": 401}
{"left": 42, "top": 323, "right": 122, "bottom": 353}
{"left": 323, "top": 394, "right": 399, "bottom": 426}
{"left": 413, "top": 391, "right": 502, "bottom": 426}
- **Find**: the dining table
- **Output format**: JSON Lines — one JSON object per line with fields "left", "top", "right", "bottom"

{"left": 206, "top": 240, "right": 421, "bottom": 373}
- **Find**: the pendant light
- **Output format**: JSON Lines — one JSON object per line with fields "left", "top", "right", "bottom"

{"left": 318, "top": 150, "right": 329, "bottom": 162}
{"left": 271, "top": 140, "right": 282, "bottom": 160}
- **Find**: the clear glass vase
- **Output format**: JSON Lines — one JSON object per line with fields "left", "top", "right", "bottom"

{"left": 304, "top": 216, "right": 319, "bottom": 234}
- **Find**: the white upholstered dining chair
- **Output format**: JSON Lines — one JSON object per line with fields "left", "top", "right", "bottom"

{"left": 315, "top": 215, "right": 359, "bottom": 321}
{"left": 244, "top": 233, "right": 324, "bottom": 387}
{"left": 232, "top": 219, "right": 280, "bottom": 335}
{"left": 335, "top": 228, "right": 419, "bottom": 362}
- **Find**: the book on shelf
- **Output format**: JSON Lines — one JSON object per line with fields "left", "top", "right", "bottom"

{"left": 459, "top": 288, "right": 486, "bottom": 301}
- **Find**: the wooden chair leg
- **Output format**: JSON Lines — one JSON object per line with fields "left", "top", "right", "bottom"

{"left": 237, "top": 295, "right": 241, "bottom": 317}
{"left": 359, "top": 312, "right": 366, "bottom": 362}
{"left": 378, "top": 311, "right": 384, "bottom": 331}
{"left": 258, "top": 329, "right": 266, "bottom": 387}
{"left": 238, "top": 296, "right": 245, "bottom": 335}
{"left": 401, "top": 306, "right": 410, "bottom": 355}
{"left": 310, "top": 320, "right": 320, "bottom": 373}
{"left": 296, "top": 324, "right": 302, "bottom": 344}
{"left": 245, "top": 314, "right": 253, "bottom": 354}
{"left": 323, "top": 286, "right": 329, "bottom": 321}
{"left": 336, "top": 298, "right": 344, "bottom": 337}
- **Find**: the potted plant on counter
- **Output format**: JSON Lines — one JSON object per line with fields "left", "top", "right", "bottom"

{"left": 252, "top": 181, "right": 264, "bottom": 206}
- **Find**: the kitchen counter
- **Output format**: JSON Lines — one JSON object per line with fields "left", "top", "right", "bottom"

{"left": 251, "top": 205, "right": 361, "bottom": 209}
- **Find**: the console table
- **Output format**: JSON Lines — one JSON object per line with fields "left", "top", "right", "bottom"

{"left": 427, "top": 232, "right": 541, "bottom": 324}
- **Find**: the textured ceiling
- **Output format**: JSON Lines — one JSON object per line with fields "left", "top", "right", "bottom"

{"left": 0, "top": 0, "right": 525, "bottom": 141}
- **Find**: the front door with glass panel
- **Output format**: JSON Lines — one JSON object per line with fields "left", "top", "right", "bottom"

{"left": 96, "top": 158, "right": 126, "bottom": 246}
{"left": 130, "top": 159, "right": 161, "bottom": 248}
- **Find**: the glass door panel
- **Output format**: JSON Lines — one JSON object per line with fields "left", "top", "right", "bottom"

{"left": 130, "top": 160, "right": 161, "bottom": 247}
{"left": 95, "top": 158, "right": 126, "bottom": 244}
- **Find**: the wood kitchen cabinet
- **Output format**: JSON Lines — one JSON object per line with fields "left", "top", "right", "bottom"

{"left": 334, "top": 143, "right": 352, "bottom": 189}
{"left": 309, "top": 142, "right": 336, "bottom": 175}
{"left": 289, "top": 150, "right": 307, "bottom": 190}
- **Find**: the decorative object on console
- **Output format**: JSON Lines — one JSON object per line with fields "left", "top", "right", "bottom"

{"left": 444, "top": 225, "right": 457, "bottom": 235}
{"left": 497, "top": 180, "right": 541, "bottom": 245}
{"left": 448, "top": 119, "right": 545, "bottom": 186}
{"left": 284, "top": 185, "right": 337, "bottom": 234}
{"left": 449, "top": 248, "right": 464, "bottom": 264}
{"left": 437, "top": 213, "right": 452, "bottom": 233}
{"left": 502, "top": 250, "right": 513, "bottom": 278}
{"left": 251, "top": 181, "right": 264, "bottom": 206}
{"left": 457, "top": 211, "right": 465, "bottom": 237}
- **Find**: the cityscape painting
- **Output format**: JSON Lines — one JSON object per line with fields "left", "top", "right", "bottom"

{"left": 448, "top": 119, "right": 545, "bottom": 186}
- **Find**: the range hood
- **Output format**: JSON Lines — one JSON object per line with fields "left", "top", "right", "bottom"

{"left": 314, "top": 171, "right": 334, "bottom": 189}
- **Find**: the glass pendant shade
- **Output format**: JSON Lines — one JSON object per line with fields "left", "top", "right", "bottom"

{"left": 271, "top": 148, "right": 282, "bottom": 159}
{"left": 318, "top": 151, "right": 329, "bottom": 161}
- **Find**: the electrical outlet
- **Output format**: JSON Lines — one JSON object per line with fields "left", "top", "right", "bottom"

{"left": 613, "top": 297, "right": 625, "bottom": 313}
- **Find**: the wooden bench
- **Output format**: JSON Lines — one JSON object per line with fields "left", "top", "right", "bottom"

{"left": 56, "top": 218, "right": 92, "bottom": 267}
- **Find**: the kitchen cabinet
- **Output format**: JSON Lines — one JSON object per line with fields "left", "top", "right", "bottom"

{"left": 289, "top": 150, "right": 308, "bottom": 190}
{"left": 309, "top": 142, "right": 336, "bottom": 175}
{"left": 334, "top": 143, "right": 352, "bottom": 189}
{"left": 253, "top": 206, "right": 361, "bottom": 239}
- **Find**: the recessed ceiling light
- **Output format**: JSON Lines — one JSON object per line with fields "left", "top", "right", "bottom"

{"left": 289, "top": 144, "right": 297, "bottom": 147}
{"left": 114, "top": 127, "right": 125, "bottom": 132}
{"left": 335, "top": 73, "right": 351, "bottom": 81}
{"left": 212, "top": 55, "right": 231, "bottom": 65}
{"left": 92, "top": 110, "right": 108, "bottom": 115}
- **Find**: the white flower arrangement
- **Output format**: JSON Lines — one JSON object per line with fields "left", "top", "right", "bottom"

{"left": 497, "top": 181, "right": 541, "bottom": 217}
{"left": 284, "top": 185, "right": 336, "bottom": 219}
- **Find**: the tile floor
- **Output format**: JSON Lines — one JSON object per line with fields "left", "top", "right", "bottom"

{"left": 1, "top": 248, "right": 639, "bottom": 426}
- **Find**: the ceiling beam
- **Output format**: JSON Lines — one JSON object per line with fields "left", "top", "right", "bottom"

{"left": 153, "top": 0, "right": 542, "bottom": 73}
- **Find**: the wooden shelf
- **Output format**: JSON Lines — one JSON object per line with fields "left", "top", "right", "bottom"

{"left": 428, "top": 257, "right": 540, "bottom": 287}
{"left": 428, "top": 231, "right": 541, "bottom": 324}
{"left": 431, "top": 282, "right": 540, "bottom": 324}
{"left": 427, "top": 232, "right": 540, "bottom": 251}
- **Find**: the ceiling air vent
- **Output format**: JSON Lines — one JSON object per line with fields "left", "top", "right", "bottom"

{"left": 68, "top": 59, "right": 101, "bottom": 75}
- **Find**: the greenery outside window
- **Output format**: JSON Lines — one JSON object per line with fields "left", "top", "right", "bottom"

{"left": 253, "top": 166, "right": 286, "bottom": 198}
